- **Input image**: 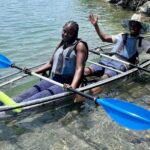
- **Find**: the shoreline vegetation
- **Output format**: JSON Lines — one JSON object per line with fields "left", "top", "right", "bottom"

{"left": 106, "top": 0, "right": 150, "bottom": 15}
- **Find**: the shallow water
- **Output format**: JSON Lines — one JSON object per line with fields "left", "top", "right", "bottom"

{"left": 0, "top": 74, "right": 150, "bottom": 150}
{"left": 0, "top": 73, "right": 150, "bottom": 150}
{"left": 0, "top": 0, "right": 150, "bottom": 150}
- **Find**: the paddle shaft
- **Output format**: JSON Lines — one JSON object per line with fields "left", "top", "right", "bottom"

{"left": 32, "top": 72, "right": 96, "bottom": 101}
{"left": 87, "top": 60, "right": 123, "bottom": 73}
{"left": 11, "top": 64, "right": 96, "bottom": 101}
{"left": 89, "top": 44, "right": 113, "bottom": 52}
{"left": 1, "top": 55, "right": 150, "bottom": 130}
{"left": 89, "top": 48, "right": 150, "bottom": 73}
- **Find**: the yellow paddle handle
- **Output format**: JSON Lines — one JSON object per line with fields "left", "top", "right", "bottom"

{"left": 0, "top": 91, "right": 22, "bottom": 113}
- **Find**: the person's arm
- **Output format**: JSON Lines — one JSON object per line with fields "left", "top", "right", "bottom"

{"left": 71, "top": 42, "right": 88, "bottom": 89}
{"left": 35, "top": 63, "right": 52, "bottom": 74}
{"left": 89, "top": 14, "right": 113, "bottom": 43}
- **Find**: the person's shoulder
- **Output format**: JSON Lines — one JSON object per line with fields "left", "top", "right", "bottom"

{"left": 76, "top": 39, "right": 88, "bottom": 50}
{"left": 115, "top": 33, "right": 124, "bottom": 37}
{"left": 111, "top": 33, "right": 123, "bottom": 43}
{"left": 77, "top": 39, "right": 87, "bottom": 45}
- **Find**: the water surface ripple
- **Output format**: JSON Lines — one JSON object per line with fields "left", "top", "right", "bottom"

{"left": 0, "top": 0, "right": 150, "bottom": 150}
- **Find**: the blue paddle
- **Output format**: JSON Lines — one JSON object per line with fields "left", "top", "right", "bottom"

{"left": 0, "top": 53, "right": 150, "bottom": 130}
{"left": 0, "top": 54, "right": 13, "bottom": 68}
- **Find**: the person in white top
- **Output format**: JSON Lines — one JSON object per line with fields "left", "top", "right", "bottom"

{"left": 84, "top": 13, "right": 150, "bottom": 95}
{"left": 85, "top": 13, "right": 150, "bottom": 78}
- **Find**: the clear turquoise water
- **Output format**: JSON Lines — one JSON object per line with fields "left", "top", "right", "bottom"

{"left": 0, "top": 0, "right": 150, "bottom": 150}
{"left": 0, "top": 0, "right": 133, "bottom": 75}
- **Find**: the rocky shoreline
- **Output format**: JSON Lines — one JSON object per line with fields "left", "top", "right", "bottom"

{"left": 106, "top": 0, "right": 150, "bottom": 15}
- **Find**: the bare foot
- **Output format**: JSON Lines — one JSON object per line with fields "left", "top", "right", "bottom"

{"left": 74, "top": 94, "right": 85, "bottom": 103}
{"left": 89, "top": 86, "right": 103, "bottom": 96}
{"left": 89, "top": 74, "right": 108, "bottom": 95}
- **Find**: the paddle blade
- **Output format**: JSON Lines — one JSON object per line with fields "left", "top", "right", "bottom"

{"left": 0, "top": 54, "right": 12, "bottom": 68}
{"left": 96, "top": 98, "right": 150, "bottom": 130}
{"left": 0, "top": 91, "right": 22, "bottom": 113}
